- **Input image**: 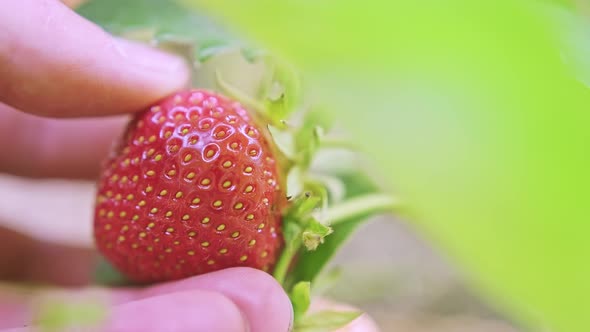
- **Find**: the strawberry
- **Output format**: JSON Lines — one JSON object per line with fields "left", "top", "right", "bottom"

{"left": 94, "top": 90, "right": 285, "bottom": 282}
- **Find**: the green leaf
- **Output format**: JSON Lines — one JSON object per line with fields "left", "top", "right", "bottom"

{"left": 302, "top": 217, "right": 333, "bottom": 251}
{"left": 295, "top": 310, "right": 362, "bottom": 332}
{"left": 76, "top": 0, "right": 250, "bottom": 62}
{"left": 290, "top": 281, "right": 311, "bottom": 320}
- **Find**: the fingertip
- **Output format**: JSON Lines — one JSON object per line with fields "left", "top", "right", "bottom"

{"left": 310, "top": 298, "right": 381, "bottom": 332}
{"left": 0, "top": 0, "right": 191, "bottom": 118}
{"left": 216, "top": 268, "right": 294, "bottom": 332}
{"left": 143, "top": 268, "right": 293, "bottom": 332}
{"left": 107, "top": 290, "right": 247, "bottom": 332}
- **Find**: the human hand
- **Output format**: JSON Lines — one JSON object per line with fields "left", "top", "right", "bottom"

{"left": 0, "top": 1, "right": 379, "bottom": 331}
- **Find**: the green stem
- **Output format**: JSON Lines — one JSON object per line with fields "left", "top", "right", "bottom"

{"left": 323, "top": 194, "right": 398, "bottom": 225}
{"left": 273, "top": 229, "right": 301, "bottom": 286}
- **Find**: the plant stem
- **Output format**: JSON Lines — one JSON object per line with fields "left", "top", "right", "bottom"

{"left": 323, "top": 194, "right": 398, "bottom": 225}
{"left": 273, "top": 193, "right": 397, "bottom": 286}
{"left": 273, "top": 228, "right": 301, "bottom": 286}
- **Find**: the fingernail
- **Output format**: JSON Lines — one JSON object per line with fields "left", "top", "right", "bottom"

{"left": 113, "top": 38, "right": 188, "bottom": 75}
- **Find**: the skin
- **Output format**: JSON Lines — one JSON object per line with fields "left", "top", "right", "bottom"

{"left": 0, "top": 1, "right": 379, "bottom": 331}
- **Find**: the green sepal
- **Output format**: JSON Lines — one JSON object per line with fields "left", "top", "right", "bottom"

{"left": 294, "top": 107, "right": 334, "bottom": 169}
{"left": 302, "top": 217, "right": 333, "bottom": 251}
{"left": 294, "top": 310, "right": 362, "bottom": 332}
{"left": 290, "top": 281, "right": 312, "bottom": 321}
{"left": 307, "top": 174, "right": 346, "bottom": 204}
{"left": 262, "top": 59, "right": 302, "bottom": 124}
{"left": 285, "top": 192, "right": 322, "bottom": 221}
{"left": 76, "top": 0, "right": 256, "bottom": 64}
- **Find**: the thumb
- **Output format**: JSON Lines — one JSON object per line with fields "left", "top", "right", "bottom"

{"left": 0, "top": 0, "right": 190, "bottom": 118}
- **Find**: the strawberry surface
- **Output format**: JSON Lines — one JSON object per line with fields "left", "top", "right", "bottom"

{"left": 94, "top": 90, "right": 285, "bottom": 282}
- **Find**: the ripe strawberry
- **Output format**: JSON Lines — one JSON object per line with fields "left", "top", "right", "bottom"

{"left": 94, "top": 90, "right": 285, "bottom": 282}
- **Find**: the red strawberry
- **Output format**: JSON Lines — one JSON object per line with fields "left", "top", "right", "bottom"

{"left": 94, "top": 90, "right": 285, "bottom": 282}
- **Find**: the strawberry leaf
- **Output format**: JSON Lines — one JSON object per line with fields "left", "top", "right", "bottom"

{"left": 76, "top": 0, "right": 253, "bottom": 63}
{"left": 294, "top": 310, "right": 362, "bottom": 332}
{"left": 290, "top": 281, "right": 312, "bottom": 320}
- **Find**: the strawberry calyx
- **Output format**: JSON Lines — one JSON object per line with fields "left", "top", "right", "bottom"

{"left": 213, "top": 60, "right": 400, "bottom": 330}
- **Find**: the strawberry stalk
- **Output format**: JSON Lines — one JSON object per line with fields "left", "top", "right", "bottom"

{"left": 321, "top": 194, "right": 398, "bottom": 226}
{"left": 273, "top": 220, "right": 301, "bottom": 285}
{"left": 214, "top": 58, "right": 400, "bottom": 329}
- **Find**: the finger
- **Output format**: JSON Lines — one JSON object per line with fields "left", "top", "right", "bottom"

{"left": 139, "top": 268, "right": 293, "bottom": 332}
{"left": 1, "top": 268, "right": 293, "bottom": 331}
{"left": 0, "top": 103, "right": 126, "bottom": 178}
{"left": 105, "top": 290, "right": 247, "bottom": 332}
{"left": 0, "top": 0, "right": 189, "bottom": 118}
{"left": 1, "top": 289, "right": 248, "bottom": 332}
{"left": 310, "top": 298, "right": 381, "bottom": 332}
